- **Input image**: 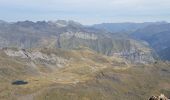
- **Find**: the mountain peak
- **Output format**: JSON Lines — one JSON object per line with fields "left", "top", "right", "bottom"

{"left": 48, "top": 20, "right": 82, "bottom": 28}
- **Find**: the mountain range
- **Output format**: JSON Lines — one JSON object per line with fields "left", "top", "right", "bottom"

{"left": 0, "top": 20, "right": 163, "bottom": 63}
{"left": 0, "top": 20, "right": 170, "bottom": 100}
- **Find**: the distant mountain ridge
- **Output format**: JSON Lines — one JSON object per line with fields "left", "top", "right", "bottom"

{"left": 92, "top": 22, "right": 167, "bottom": 33}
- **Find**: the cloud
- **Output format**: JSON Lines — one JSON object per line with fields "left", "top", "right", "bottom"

{"left": 0, "top": 0, "right": 170, "bottom": 24}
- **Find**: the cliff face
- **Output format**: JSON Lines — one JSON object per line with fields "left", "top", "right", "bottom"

{"left": 111, "top": 40, "right": 155, "bottom": 64}
{"left": 59, "top": 31, "right": 155, "bottom": 64}
{"left": 112, "top": 48, "right": 154, "bottom": 64}
{"left": 0, "top": 20, "right": 155, "bottom": 64}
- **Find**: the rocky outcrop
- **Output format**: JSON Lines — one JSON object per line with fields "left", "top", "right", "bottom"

{"left": 3, "top": 48, "right": 68, "bottom": 67}
{"left": 60, "top": 32, "right": 98, "bottom": 40}
{"left": 111, "top": 39, "right": 155, "bottom": 64}
{"left": 148, "top": 94, "right": 170, "bottom": 100}
{"left": 113, "top": 50, "right": 154, "bottom": 64}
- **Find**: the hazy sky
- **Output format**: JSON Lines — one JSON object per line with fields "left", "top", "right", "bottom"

{"left": 0, "top": 0, "right": 170, "bottom": 24}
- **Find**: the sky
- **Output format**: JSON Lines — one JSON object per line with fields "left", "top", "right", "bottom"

{"left": 0, "top": 0, "right": 170, "bottom": 25}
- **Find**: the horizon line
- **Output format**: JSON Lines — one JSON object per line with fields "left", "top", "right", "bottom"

{"left": 0, "top": 19, "right": 169, "bottom": 25}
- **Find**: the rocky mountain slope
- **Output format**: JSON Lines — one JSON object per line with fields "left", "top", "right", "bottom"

{"left": 0, "top": 48, "right": 170, "bottom": 100}
{"left": 92, "top": 22, "right": 170, "bottom": 61}
{"left": 132, "top": 23, "right": 170, "bottom": 60}
{"left": 0, "top": 20, "right": 155, "bottom": 63}
{"left": 0, "top": 47, "right": 127, "bottom": 99}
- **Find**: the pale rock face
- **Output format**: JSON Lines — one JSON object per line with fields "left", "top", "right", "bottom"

{"left": 113, "top": 50, "right": 154, "bottom": 64}
{"left": 4, "top": 49, "right": 28, "bottom": 58}
{"left": 112, "top": 40, "right": 155, "bottom": 64}
{"left": 30, "top": 51, "right": 48, "bottom": 60}
{"left": 4, "top": 49, "right": 68, "bottom": 67}
{"left": 60, "top": 32, "right": 98, "bottom": 40}
{"left": 55, "top": 23, "right": 67, "bottom": 28}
